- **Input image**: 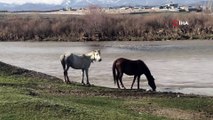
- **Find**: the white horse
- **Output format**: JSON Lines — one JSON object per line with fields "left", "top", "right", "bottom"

{"left": 60, "top": 50, "right": 102, "bottom": 85}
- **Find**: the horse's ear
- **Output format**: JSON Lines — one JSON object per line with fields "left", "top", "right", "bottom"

{"left": 98, "top": 49, "right": 101, "bottom": 54}
{"left": 92, "top": 50, "right": 96, "bottom": 54}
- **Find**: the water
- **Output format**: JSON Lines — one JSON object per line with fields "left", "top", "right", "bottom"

{"left": 0, "top": 40, "right": 213, "bottom": 96}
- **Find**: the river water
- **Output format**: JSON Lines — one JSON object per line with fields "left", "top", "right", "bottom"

{"left": 0, "top": 40, "right": 213, "bottom": 96}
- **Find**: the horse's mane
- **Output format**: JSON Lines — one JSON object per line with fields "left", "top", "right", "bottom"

{"left": 138, "top": 60, "right": 151, "bottom": 75}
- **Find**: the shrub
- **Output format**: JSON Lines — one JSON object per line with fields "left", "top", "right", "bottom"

{"left": 0, "top": 12, "right": 212, "bottom": 41}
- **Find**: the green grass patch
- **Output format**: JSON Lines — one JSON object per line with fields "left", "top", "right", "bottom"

{"left": 151, "top": 97, "right": 213, "bottom": 114}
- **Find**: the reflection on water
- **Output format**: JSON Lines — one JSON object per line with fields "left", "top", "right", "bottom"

{"left": 0, "top": 40, "right": 213, "bottom": 96}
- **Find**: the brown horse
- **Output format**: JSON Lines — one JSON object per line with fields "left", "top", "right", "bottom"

{"left": 112, "top": 58, "right": 156, "bottom": 91}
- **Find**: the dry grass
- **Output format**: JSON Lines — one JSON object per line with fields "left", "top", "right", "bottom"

{"left": 0, "top": 13, "right": 213, "bottom": 41}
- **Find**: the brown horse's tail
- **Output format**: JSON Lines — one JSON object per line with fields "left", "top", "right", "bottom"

{"left": 112, "top": 61, "right": 117, "bottom": 85}
{"left": 60, "top": 54, "right": 66, "bottom": 71}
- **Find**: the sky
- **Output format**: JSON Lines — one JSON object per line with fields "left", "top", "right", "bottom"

{"left": 0, "top": 0, "right": 65, "bottom": 4}
{"left": 0, "top": 0, "right": 205, "bottom": 5}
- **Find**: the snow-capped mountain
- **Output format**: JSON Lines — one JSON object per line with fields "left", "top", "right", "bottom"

{"left": 0, "top": 2, "right": 62, "bottom": 11}
{"left": 62, "top": 0, "right": 205, "bottom": 8}
{"left": 63, "top": 0, "right": 148, "bottom": 8}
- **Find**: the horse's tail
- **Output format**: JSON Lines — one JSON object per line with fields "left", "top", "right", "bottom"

{"left": 112, "top": 61, "right": 117, "bottom": 85}
{"left": 60, "top": 54, "right": 66, "bottom": 71}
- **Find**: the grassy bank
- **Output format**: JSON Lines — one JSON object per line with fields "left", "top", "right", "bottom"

{"left": 0, "top": 61, "right": 212, "bottom": 120}
{"left": 0, "top": 13, "right": 213, "bottom": 41}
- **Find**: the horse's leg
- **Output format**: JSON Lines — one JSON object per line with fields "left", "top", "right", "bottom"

{"left": 81, "top": 69, "right": 85, "bottom": 85}
{"left": 119, "top": 73, "right": 126, "bottom": 89}
{"left": 63, "top": 70, "right": 67, "bottom": 83}
{"left": 131, "top": 75, "right": 137, "bottom": 89}
{"left": 117, "top": 80, "right": 120, "bottom": 89}
{"left": 85, "top": 69, "right": 90, "bottom": 85}
{"left": 117, "top": 78, "right": 121, "bottom": 89}
{"left": 63, "top": 66, "right": 69, "bottom": 83}
{"left": 137, "top": 75, "right": 141, "bottom": 89}
{"left": 65, "top": 67, "right": 71, "bottom": 84}
{"left": 116, "top": 71, "right": 121, "bottom": 89}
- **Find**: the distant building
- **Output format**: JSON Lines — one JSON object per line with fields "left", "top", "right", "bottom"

{"left": 165, "top": 3, "right": 179, "bottom": 9}
{"left": 160, "top": 3, "right": 179, "bottom": 9}
{"left": 179, "top": 6, "right": 189, "bottom": 12}
{"left": 188, "top": 6, "right": 202, "bottom": 12}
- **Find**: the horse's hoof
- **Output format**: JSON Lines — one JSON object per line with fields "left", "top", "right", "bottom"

{"left": 67, "top": 82, "right": 71, "bottom": 84}
{"left": 81, "top": 83, "right": 85, "bottom": 86}
{"left": 65, "top": 80, "right": 71, "bottom": 84}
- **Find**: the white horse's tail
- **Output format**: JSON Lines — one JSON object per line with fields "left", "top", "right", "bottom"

{"left": 60, "top": 54, "right": 66, "bottom": 71}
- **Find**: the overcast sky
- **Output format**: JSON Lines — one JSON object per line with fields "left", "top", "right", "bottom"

{"left": 0, "top": 0, "right": 64, "bottom": 4}
{"left": 0, "top": 0, "right": 205, "bottom": 5}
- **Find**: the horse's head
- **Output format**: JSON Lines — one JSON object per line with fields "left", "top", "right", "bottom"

{"left": 148, "top": 75, "right": 156, "bottom": 91}
{"left": 92, "top": 50, "right": 102, "bottom": 62}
